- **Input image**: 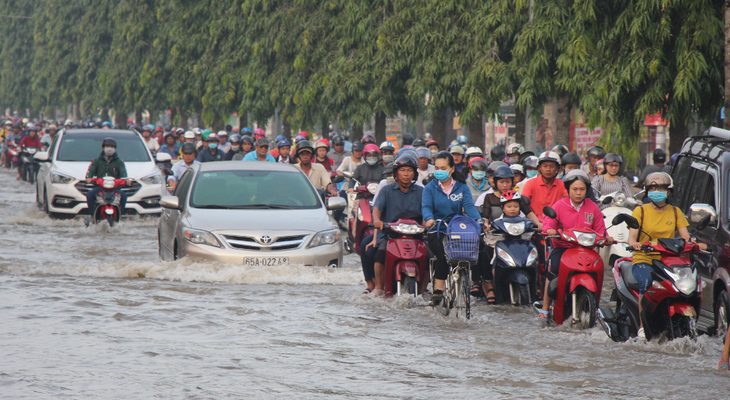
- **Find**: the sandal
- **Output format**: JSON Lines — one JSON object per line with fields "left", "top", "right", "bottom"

{"left": 537, "top": 309, "right": 549, "bottom": 320}
{"left": 486, "top": 288, "right": 496, "bottom": 304}
{"left": 431, "top": 289, "right": 443, "bottom": 306}
{"left": 470, "top": 283, "right": 483, "bottom": 298}
{"left": 362, "top": 288, "right": 372, "bottom": 295}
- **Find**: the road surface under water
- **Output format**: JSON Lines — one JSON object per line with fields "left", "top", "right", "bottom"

{"left": 0, "top": 169, "right": 726, "bottom": 399}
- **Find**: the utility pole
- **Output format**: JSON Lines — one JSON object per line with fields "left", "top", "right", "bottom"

{"left": 525, "top": 0, "right": 537, "bottom": 152}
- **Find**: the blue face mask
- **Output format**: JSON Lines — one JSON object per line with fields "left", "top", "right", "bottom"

{"left": 527, "top": 170, "right": 538, "bottom": 178}
{"left": 209, "top": 143, "right": 218, "bottom": 150}
{"left": 471, "top": 171, "right": 486, "bottom": 181}
{"left": 647, "top": 191, "right": 667, "bottom": 204}
{"left": 434, "top": 170, "right": 451, "bottom": 182}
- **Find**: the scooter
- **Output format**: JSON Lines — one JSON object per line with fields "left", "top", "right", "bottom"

{"left": 538, "top": 206, "right": 607, "bottom": 328}
{"left": 486, "top": 217, "right": 539, "bottom": 305}
{"left": 597, "top": 214, "right": 708, "bottom": 342}
{"left": 598, "top": 191, "right": 639, "bottom": 269}
{"left": 379, "top": 217, "right": 429, "bottom": 297}
{"left": 347, "top": 177, "right": 378, "bottom": 255}
{"left": 84, "top": 177, "right": 129, "bottom": 228}
{"left": 21, "top": 146, "right": 40, "bottom": 184}
{"left": 6, "top": 142, "right": 19, "bottom": 169}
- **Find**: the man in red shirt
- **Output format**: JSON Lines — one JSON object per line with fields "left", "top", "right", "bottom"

{"left": 521, "top": 151, "right": 567, "bottom": 223}
{"left": 19, "top": 124, "right": 42, "bottom": 181}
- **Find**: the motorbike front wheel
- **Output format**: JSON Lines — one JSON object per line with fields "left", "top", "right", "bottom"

{"left": 667, "top": 314, "right": 697, "bottom": 340}
{"left": 397, "top": 276, "right": 417, "bottom": 297}
{"left": 572, "top": 288, "right": 597, "bottom": 329}
{"left": 510, "top": 282, "right": 531, "bottom": 306}
{"left": 106, "top": 214, "right": 115, "bottom": 228}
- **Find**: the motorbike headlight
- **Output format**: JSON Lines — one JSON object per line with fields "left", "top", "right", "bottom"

{"left": 367, "top": 183, "right": 379, "bottom": 195}
{"left": 496, "top": 247, "right": 516, "bottom": 267}
{"left": 503, "top": 221, "right": 525, "bottom": 236}
{"left": 391, "top": 224, "right": 425, "bottom": 235}
{"left": 51, "top": 171, "right": 74, "bottom": 184}
{"left": 576, "top": 232, "right": 596, "bottom": 247}
{"left": 102, "top": 178, "right": 115, "bottom": 189}
{"left": 526, "top": 248, "right": 538, "bottom": 266}
{"left": 140, "top": 172, "right": 162, "bottom": 185}
{"left": 309, "top": 229, "right": 340, "bottom": 248}
{"left": 667, "top": 266, "right": 697, "bottom": 295}
{"left": 27, "top": 148, "right": 37, "bottom": 154}
{"left": 613, "top": 192, "right": 627, "bottom": 207}
{"left": 183, "top": 228, "right": 222, "bottom": 248}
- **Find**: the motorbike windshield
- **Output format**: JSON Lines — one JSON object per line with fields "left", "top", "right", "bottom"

{"left": 56, "top": 133, "right": 151, "bottom": 162}
{"left": 190, "top": 170, "right": 322, "bottom": 210}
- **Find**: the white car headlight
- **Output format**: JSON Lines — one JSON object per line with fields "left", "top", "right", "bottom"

{"left": 51, "top": 171, "right": 74, "bottom": 184}
{"left": 183, "top": 228, "right": 222, "bottom": 248}
{"left": 667, "top": 266, "right": 697, "bottom": 296}
{"left": 503, "top": 221, "right": 525, "bottom": 236}
{"left": 526, "top": 248, "right": 538, "bottom": 266}
{"left": 391, "top": 224, "right": 425, "bottom": 235}
{"left": 576, "top": 232, "right": 596, "bottom": 246}
{"left": 309, "top": 229, "right": 340, "bottom": 248}
{"left": 496, "top": 247, "right": 516, "bottom": 267}
{"left": 367, "top": 183, "right": 379, "bottom": 195}
{"left": 140, "top": 172, "right": 162, "bottom": 185}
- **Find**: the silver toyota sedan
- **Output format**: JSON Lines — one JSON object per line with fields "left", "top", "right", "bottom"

{"left": 158, "top": 162, "right": 346, "bottom": 267}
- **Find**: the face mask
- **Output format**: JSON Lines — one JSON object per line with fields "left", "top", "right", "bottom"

{"left": 434, "top": 170, "right": 451, "bottom": 182}
{"left": 527, "top": 170, "right": 538, "bottom": 178}
{"left": 647, "top": 191, "right": 667, "bottom": 204}
{"left": 104, "top": 147, "right": 115, "bottom": 157}
{"left": 231, "top": 145, "right": 240, "bottom": 152}
{"left": 209, "top": 143, "right": 218, "bottom": 150}
{"left": 366, "top": 157, "right": 378, "bottom": 166}
{"left": 386, "top": 177, "right": 395, "bottom": 185}
{"left": 472, "top": 171, "right": 486, "bottom": 181}
{"left": 430, "top": 150, "right": 438, "bottom": 158}
{"left": 508, "top": 156, "right": 519, "bottom": 164}
{"left": 382, "top": 155, "right": 394, "bottom": 164}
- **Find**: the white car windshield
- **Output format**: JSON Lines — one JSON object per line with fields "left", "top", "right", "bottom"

{"left": 56, "top": 132, "right": 151, "bottom": 162}
{"left": 190, "top": 170, "right": 322, "bottom": 209}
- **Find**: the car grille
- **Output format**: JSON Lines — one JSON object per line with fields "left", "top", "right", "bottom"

{"left": 221, "top": 234, "right": 308, "bottom": 251}
{"left": 75, "top": 181, "right": 142, "bottom": 197}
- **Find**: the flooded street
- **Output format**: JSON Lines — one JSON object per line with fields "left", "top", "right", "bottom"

{"left": 0, "top": 169, "right": 726, "bottom": 399}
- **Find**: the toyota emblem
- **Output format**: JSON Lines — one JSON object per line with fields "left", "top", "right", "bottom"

{"left": 260, "top": 235, "right": 272, "bottom": 244}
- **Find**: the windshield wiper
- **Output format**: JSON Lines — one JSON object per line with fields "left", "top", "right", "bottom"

{"left": 193, "top": 205, "right": 231, "bottom": 209}
{"left": 228, "top": 204, "right": 295, "bottom": 209}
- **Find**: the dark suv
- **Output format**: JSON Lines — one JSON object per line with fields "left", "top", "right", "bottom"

{"left": 671, "top": 127, "right": 730, "bottom": 335}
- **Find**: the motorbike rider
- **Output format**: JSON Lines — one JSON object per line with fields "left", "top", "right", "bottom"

{"left": 457, "top": 135, "right": 468, "bottom": 148}
{"left": 336, "top": 141, "right": 363, "bottom": 178}
{"left": 450, "top": 145, "right": 467, "bottom": 174}
{"left": 141, "top": 125, "right": 160, "bottom": 152}
{"left": 595, "top": 159, "right": 605, "bottom": 175}
{"left": 347, "top": 144, "right": 384, "bottom": 193}
{"left": 521, "top": 151, "right": 567, "bottom": 221}
{"left": 591, "top": 153, "right": 633, "bottom": 207}
{"left": 559, "top": 152, "right": 582, "bottom": 179}
{"left": 312, "top": 139, "right": 335, "bottom": 175}
{"left": 465, "top": 147, "right": 484, "bottom": 164}
{"left": 19, "top": 124, "right": 42, "bottom": 180}
{"left": 637, "top": 148, "right": 672, "bottom": 187}
{"left": 243, "top": 138, "right": 275, "bottom": 162}
{"left": 627, "top": 172, "right": 705, "bottom": 339}
{"left": 197, "top": 134, "right": 225, "bottom": 162}
{"left": 490, "top": 145, "right": 506, "bottom": 164}
{"left": 328, "top": 135, "right": 351, "bottom": 169}
{"left": 415, "top": 147, "right": 434, "bottom": 185}
{"left": 423, "top": 151, "right": 487, "bottom": 305}
{"left": 581, "top": 145, "right": 606, "bottom": 179}
{"left": 85, "top": 138, "right": 131, "bottom": 214}
{"left": 274, "top": 139, "right": 295, "bottom": 163}
{"left": 551, "top": 145, "right": 569, "bottom": 160}
{"left": 40, "top": 124, "right": 58, "bottom": 149}
{"left": 159, "top": 133, "right": 181, "bottom": 162}
{"left": 223, "top": 134, "right": 242, "bottom": 160}
{"left": 510, "top": 164, "right": 525, "bottom": 185}
{"left": 400, "top": 133, "right": 414, "bottom": 149}
{"left": 426, "top": 140, "right": 439, "bottom": 161}
{"left": 168, "top": 142, "right": 200, "bottom": 190}
{"left": 465, "top": 157, "right": 489, "bottom": 202}
{"left": 506, "top": 143, "right": 524, "bottom": 165}
{"left": 380, "top": 141, "right": 396, "bottom": 166}
{"left": 217, "top": 131, "right": 230, "bottom": 153}
{"left": 235, "top": 136, "right": 254, "bottom": 160}
{"left": 362, "top": 154, "right": 424, "bottom": 295}
{"left": 539, "top": 170, "right": 613, "bottom": 320}
{"left": 295, "top": 140, "right": 337, "bottom": 196}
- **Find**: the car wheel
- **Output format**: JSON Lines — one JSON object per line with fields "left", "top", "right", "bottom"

{"left": 715, "top": 290, "right": 730, "bottom": 339}
{"left": 173, "top": 240, "right": 179, "bottom": 261}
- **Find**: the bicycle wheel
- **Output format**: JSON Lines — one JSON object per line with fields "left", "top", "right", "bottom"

{"left": 454, "top": 267, "right": 471, "bottom": 320}
{"left": 438, "top": 270, "right": 452, "bottom": 316}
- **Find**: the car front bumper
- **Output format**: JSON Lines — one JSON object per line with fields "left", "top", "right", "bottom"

{"left": 181, "top": 238, "right": 343, "bottom": 268}
{"left": 47, "top": 180, "right": 163, "bottom": 215}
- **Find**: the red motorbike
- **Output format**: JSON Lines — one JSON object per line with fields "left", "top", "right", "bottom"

{"left": 6, "top": 141, "right": 19, "bottom": 168}
{"left": 347, "top": 179, "right": 378, "bottom": 255}
{"left": 541, "top": 206, "right": 606, "bottom": 328}
{"left": 378, "top": 218, "right": 429, "bottom": 297}
{"left": 85, "top": 177, "right": 129, "bottom": 228}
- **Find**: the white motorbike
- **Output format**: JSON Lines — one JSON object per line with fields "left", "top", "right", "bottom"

{"left": 598, "top": 191, "right": 639, "bottom": 268}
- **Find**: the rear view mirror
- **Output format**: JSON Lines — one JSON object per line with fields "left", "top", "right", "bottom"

{"left": 612, "top": 213, "right": 639, "bottom": 229}
{"left": 34, "top": 152, "right": 49, "bottom": 162}
{"left": 156, "top": 152, "right": 172, "bottom": 163}
{"left": 342, "top": 171, "right": 353, "bottom": 179}
{"left": 689, "top": 203, "right": 716, "bottom": 229}
{"left": 326, "top": 197, "right": 347, "bottom": 211}
{"left": 160, "top": 196, "right": 180, "bottom": 210}
{"left": 332, "top": 175, "right": 345, "bottom": 184}
{"left": 543, "top": 206, "right": 557, "bottom": 220}
{"left": 697, "top": 215, "right": 711, "bottom": 231}
{"left": 602, "top": 196, "right": 613, "bottom": 205}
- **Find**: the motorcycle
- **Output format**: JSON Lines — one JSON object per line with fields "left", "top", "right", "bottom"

{"left": 346, "top": 176, "right": 378, "bottom": 255}
{"left": 84, "top": 177, "right": 130, "bottom": 228}
{"left": 377, "top": 217, "right": 429, "bottom": 298}
{"left": 597, "top": 214, "right": 709, "bottom": 342}
{"left": 538, "top": 206, "right": 607, "bottom": 328}
{"left": 6, "top": 141, "right": 19, "bottom": 169}
{"left": 598, "top": 191, "right": 639, "bottom": 269}
{"left": 21, "top": 146, "right": 40, "bottom": 184}
{"left": 486, "top": 217, "right": 540, "bottom": 305}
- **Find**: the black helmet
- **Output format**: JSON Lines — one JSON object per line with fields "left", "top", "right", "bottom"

{"left": 361, "top": 135, "right": 376, "bottom": 145}
{"left": 493, "top": 165, "right": 515, "bottom": 180}
{"left": 653, "top": 148, "right": 667, "bottom": 164}
{"left": 487, "top": 161, "right": 507, "bottom": 174}
{"left": 586, "top": 145, "right": 606, "bottom": 159}
{"left": 401, "top": 133, "right": 414, "bottom": 146}
{"left": 332, "top": 135, "right": 345, "bottom": 145}
{"left": 229, "top": 134, "right": 241, "bottom": 143}
{"left": 412, "top": 138, "right": 426, "bottom": 148}
{"left": 296, "top": 140, "right": 314, "bottom": 155}
{"left": 552, "top": 145, "right": 569, "bottom": 158}
{"left": 241, "top": 136, "right": 254, "bottom": 145}
{"left": 470, "top": 159, "right": 488, "bottom": 171}
{"left": 101, "top": 137, "right": 117, "bottom": 147}
{"left": 561, "top": 152, "right": 582, "bottom": 166}
{"left": 12, "top": 122, "right": 19, "bottom": 129}
{"left": 181, "top": 142, "right": 197, "bottom": 154}
{"left": 392, "top": 153, "right": 418, "bottom": 173}
{"left": 604, "top": 153, "right": 623, "bottom": 164}
{"left": 351, "top": 141, "right": 364, "bottom": 152}
{"left": 490, "top": 145, "right": 506, "bottom": 163}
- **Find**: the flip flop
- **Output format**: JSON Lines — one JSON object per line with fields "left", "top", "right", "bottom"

{"left": 470, "top": 283, "right": 483, "bottom": 298}
{"left": 486, "top": 288, "right": 496, "bottom": 304}
{"left": 537, "top": 309, "right": 549, "bottom": 320}
{"left": 362, "top": 288, "right": 372, "bottom": 295}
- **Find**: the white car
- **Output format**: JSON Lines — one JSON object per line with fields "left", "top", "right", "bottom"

{"left": 35, "top": 128, "right": 168, "bottom": 218}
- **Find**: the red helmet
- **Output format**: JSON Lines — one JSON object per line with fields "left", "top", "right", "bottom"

{"left": 363, "top": 143, "right": 380, "bottom": 154}
{"left": 500, "top": 190, "right": 521, "bottom": 204}
{"left": 299, "top": 131, "right": 310, "bottom": 139}
{"left": 425, "top": 140, "right": 439, "bottom": 148}
{"left": 254, "top": 128, "right": 265, "bottom": 137}
{"left": 362, "top": 135, "right": 376, "bottom": 145}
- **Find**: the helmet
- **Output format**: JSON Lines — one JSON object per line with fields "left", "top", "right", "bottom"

{"left": 155, "top": 126, "right": 163, "bottom": 132}
{"left": 563, "top": 169, "right": 592, "bottom": 190}
{"left": 229, "top": 134, "right": 241, "bottom": 143}
{"left": 379, "top": 141, "right": 395, "bottom": 152}
{"left": 241, "top": 127, "right": 253, "bottom": 135}
{"left": 253, "top": 128, "right": 265, "bottom": 137}
{"left": 586, "top": 145, "right": 606, "bottom": 159}
{"left": 490, "top": 146, "right": 506, "bottom": 162}
{"left": 164, "top": 133, "right": 176, "bottom": 142}
{"left": 466, "top": 147, "right": 483, "bottom": 158}
{"left": 47, "top": 124, "right": 57, "bottom": 130}
{"left": 22, "top": 118, "right": 29, "bottom": 124}
{"left": 670, "top": 153, "right": 679, "bottom": 165}
{"left": 551, "top": 145, "right": 569, "bottom": 158}
{"left": 470, "top": 159, "right": 488, "bottom": 171}
{"left": 275, "top": 135, "right": 286, "bottom": 142}
{"left": 201, "top": 129, "right": 212, "bottom": 139}
{"left": 487, "top": 161, "right": 507, "bottom": 174}
{"left": 295, "top": 140, "right": 314, "bottom": 155}
{"left": 142, "top": 124, "right": 154, "bottom": 132}
{"left": 27, "top": 123, "right": 37, "bottom": 132}
{"left": 113, "top": 124, "right": 122, "bottom": 129}
{"left": 397, "top": 147, "right": 418, "bottom": 160}
{"left": 101, "top": 137, "right": 117, "bottom": 147}
{"left": 425, "top": 140, "right": 439, "bottom": 149}
{"left": 493, "top": 165, "right": 515, "bottom": 180}
{"left": 299, "top": 131, "right": 309, "bottom": 139}
{"left": 538, "top": 151, "right": 561, "bottom": 166}
{"left": 207, "top": 134, "right": 219, "bottom": 142}
{"left": 181, "top": 142, "right": 197, "bottom": 154}
{"left": 363, "top": 143, "right": 380, "bottom": 154}
{"left": 500, "top": 190, "right": 521, "bottom": 204}
{"left": 315, "top": 139, "right": 329, "bottom": 149}
{"left": 506, "top": 143, "right": 524, "bottom": 155}
{"left": 12, "top": 122, "right": 19, "bottom": 129}
{"left": 217, "top": 130, "right": 228, "bottom": 137}
{"left": 401, "top": 133, "right": 414, "bottom": 146}
{"left": 604, "top": 153, "right": 622, "bottom": 165}
{"left": 457, "top": 135, "right": 468, "bottom": 145}
{"left": 416, "top": 147, "right": 431, "bottom": 159}
{"left": 351, "top": 141, "right": 364, "bottom": 152}
{"left": 423, "top": 132, "right": 432, "bottom": 140}
{"left": 294, "top": 134, "right": 305, "bottom": 141}
{"left": 241, "top": 136, "right": 254, "bottom": 145}
{"left": 175, "top": 127, "right": 185, "bottom": 135}
{"left": 653, "top": 148, "right": 667, "bottom": 164}
{"left": 412, "top": 138, "right": 426, "bottom": 148}
{"left": 332, "top": 135, "right": 345, "bottom": 145}
{"left": 184, "top": 131, "right": 195, "bottom": 139}
{"left": 510, "top": 164, "right": 525, "bottom": 175}
{"left": 645, "top": 172, "right": 674, "bottom": 189}
{"left": 362, "top": 135, "right": 376, "bottom": 145}
{"left": 522, "top": 156, "right": 539, "bottom": 169}
{"left": 278, "top": 139, "right": 291, "bottom": 148}
{"left": 102, "top": 121, "right": 111, "bottom": 127}
{"left": 561, "top": 152, "right": 582, "bottom": 166}
{"left": 450, "top": 145, "right": 465, "bottom": 155}
{"left": 392, "top": 153, "right": 418, "bottom": 173}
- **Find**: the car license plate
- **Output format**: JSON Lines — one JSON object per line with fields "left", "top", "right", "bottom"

{"left": 243, "top": 257, "right": 289, "bottom": 267}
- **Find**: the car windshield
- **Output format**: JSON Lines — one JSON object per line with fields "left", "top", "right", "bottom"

{"left": 56, "top": 132, "right": 151, "bottom": 162}
{"left": 190, "top": 170, "right": 322, "bottom": 209}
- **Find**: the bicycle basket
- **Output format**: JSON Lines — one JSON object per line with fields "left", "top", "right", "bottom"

{"left": 442, "top": 215, "right": 481, "bottom": 263}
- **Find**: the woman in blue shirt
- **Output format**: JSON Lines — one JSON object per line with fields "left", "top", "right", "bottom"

{"left": 423, "top": 151, "right": 486, "bottom": 305}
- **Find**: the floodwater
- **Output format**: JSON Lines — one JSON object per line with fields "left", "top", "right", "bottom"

{"left": 0, "top": 169, "right": 726, "bottom": 399}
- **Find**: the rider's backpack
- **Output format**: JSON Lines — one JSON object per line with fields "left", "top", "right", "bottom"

{"left": 440, "top": 215, "right": 481, "bottom": 263}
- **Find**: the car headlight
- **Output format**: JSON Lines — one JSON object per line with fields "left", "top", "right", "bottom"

{"left": 526, "top": 248, "right": 538, "bottom": 266}
{"left": 367, "top": 183, "right": 379, "bottom": 195}
{"left": 667, "top": 266, "right": 697, "bottom": 295}
{"left": 183, "top": 228, "right": 222, "bottom": 248}
{"left": 309, "top": 229, "right": 341, "bottom": 248}
{"left": 503, "top": 221, "right": 525, "bottom": 236}
{"left": 391, "top": 224, "right": 425, "bottom": 235}
{"left": 51, "top": 171, "right": 75, "bottom": 184}
{"left": 140, "top": 172, "right": 162, "bottom": 185}
{"left": 496, "top": 247, "right": 516, "bottom": 267}
{"left": 576, "top": 232, "right": 596, "bottom": 246}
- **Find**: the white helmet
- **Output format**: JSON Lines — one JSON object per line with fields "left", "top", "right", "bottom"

{"left": 466, "top": 146, "right": 483, "bottom": 156}
{"left": 510, "top": 164, "right": 525, "bottom": 174}
{"left": 538, "top": 151, "right": 561, "bottom": 166}
{"left": 184, "top": 130, "right": 195, "bottom": 139}
{"left": 217, "top": 130, "right": 228, "bottom": 137}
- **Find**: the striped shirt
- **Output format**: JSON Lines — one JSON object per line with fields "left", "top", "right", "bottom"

{"left": 591, "top": 175, "right": 633, "bottom": 209}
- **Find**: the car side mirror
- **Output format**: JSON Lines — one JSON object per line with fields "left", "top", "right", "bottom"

{"left": 160, "top": 195, "right": 180, "bottom": 210}
{"left": 326, "top": 197, "right": 347, "bottom": 211}
{"left": 332, "top": 175, "right": 345, "bottom": 184}
{"left": 689, "top": 203, "right": 717, "bottom": 229}
{"left": 543, "top": 206, "right": 557, "bottom": 220}
{"left": 34, "top": 152, "right": 49, "bottom": 162}
{"left": 156, "top": 152, "right": 172, "bottom": 163}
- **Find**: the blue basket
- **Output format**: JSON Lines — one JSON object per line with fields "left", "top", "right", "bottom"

{"left": 444, "top": 232, "right": 480, "bottom": 263}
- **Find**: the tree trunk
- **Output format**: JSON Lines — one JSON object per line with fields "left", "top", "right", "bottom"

{"left": 179, "top": 109, "right": 188, "bottom": 130}
{"left": 725, "top": 0, "right": 730, "bottom": 129}
{"left": 352, "top": 123, "right": 363, "bottom": 142}
{"left": 445, "top": 108, "right": 456, "bottom": 144}
{"left": 239, "top": 113, "right": 248, "bottom": 130}
{"left": 321, "top": 116, "right": 330, "bottom": 139}
{"left": 374, "top": 112, "right": 386, "bottom": 144}
{"left": 170, "top": 108, "right": 177, "bottom": 128}
{"left": 134, "top": 109, "right": 143, "bottom": 126}
{"left": 100, "top": 108, "right": 109, "bottom": 124}
{"left": 73, "top": 100, "right": 81, "bottom": 123}
{"left": 556, "top": 91, "right": 572, "bottom": 147}
{"left": 416, "top": 114, "right": 424, "bottom": 138}
{"left": 515, "top": 106, "right": 526, "bottom": 145}
{"left": 212, "top": 113, "right": 224, "bottom": 132}
{"left": 432, "top": 109, "right": 447, "bottom": 148}
{"left": 668, "top": 118, "right": 688, "bottom": 155}
{"left": 468, "top": 117, "right": 484, "bottom": 150}
{"left": 283, "top": 120, "right": 291, "bottom": 138}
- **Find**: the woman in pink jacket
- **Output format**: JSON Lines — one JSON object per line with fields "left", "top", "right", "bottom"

{"left": 538, "top": 169, "right": 613, "bottom": 320}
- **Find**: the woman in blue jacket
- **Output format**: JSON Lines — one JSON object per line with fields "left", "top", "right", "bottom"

{"left": 423, "top": 151, "right": 486, "bottom": 305}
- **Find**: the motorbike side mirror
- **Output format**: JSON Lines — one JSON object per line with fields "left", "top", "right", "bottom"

{"left": 602, "top": 196, "right": 613, "bottom": 205}
{"left": 326, "top": 197, "right": 347, "bottom": 211}
{"left": 342, "top": 171, "right": 353, "bottom": 179}
{"left": 612, "top": 214, "right": 639, "bottom": 229}
{"left": 33, "top": 152, "right": 49, "bottom": 162}
{"left": 156, "top": 152, "right": 172, "bottom": 163}
{"left": 332, "top": 175, "right": 345, "bottom": 184}
{"left": 160, "top": 195, "right": 180, "bottom": 210}
{"left": 543, "top": 206, "right": 557, "bottom": 220}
